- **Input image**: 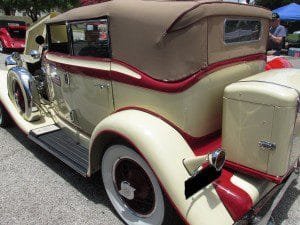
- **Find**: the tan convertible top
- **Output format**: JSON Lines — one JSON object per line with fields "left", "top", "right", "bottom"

{"left": 48, "top": 0, "right": 272, "bottom": 81}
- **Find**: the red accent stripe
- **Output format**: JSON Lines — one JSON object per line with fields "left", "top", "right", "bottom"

{"left": 115, "top": 106, "right": 200, "bottom": 140}
{"left": 213, "top": 169, "right": 253, "bottom": 221}
{"left": 224, "top": 161, "right": 294, "bottom": 184}
{"left": 116, "top": 107, "right": 222, "bottom": 155}
{"left": 46, "top": 52, "right": 266, "bottom": 93}
{"left": 94, "top": 130, "right": 190, "bottom": 225}
{"left": 189, "top": 132, "right": 221, "bottom": 156}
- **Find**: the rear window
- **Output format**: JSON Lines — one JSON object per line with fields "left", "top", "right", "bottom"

{"left": 224, "top": 19, "right": 261, "bottom": 44}
{"left": 48, "top": 24, "right": 69, "bottom": 54}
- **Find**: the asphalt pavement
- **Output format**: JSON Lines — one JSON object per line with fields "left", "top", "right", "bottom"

{"left": 0, "top": 52, "right": 299, "bottom": 225}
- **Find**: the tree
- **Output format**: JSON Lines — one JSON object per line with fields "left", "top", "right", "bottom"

{"left": 0, "top": 0, "right": 80, "bottom": 21}
{"left": 255, "top": 0, "right": 300, "bottom": 10}
{"left": 0, "top": 0, "right": 17, "bottom": 15}
{"left": 19, "top": 0, "right": 80, "bottom": 21}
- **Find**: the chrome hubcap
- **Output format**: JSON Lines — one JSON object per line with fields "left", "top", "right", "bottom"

{"left": 114, "top": 158, "right": 156, "bottom": 216}
{"left": 118, "top": 181, "right": 136, "bottom": 200}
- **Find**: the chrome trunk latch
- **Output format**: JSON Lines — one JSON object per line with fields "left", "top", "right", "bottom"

{"left": 258, "top": 141, "right": 276, "bottom": 151}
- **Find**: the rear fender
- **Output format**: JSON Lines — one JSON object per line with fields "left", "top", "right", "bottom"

{"left": 89, "top": 109, "right": 233, "bottom": 225}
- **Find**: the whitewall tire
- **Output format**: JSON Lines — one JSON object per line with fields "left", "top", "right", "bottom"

{"left": 102, "top": 145, "right": 169, "bottom": 225}
{"left": 0, "top": 103, "right": 11, "bottom": 127}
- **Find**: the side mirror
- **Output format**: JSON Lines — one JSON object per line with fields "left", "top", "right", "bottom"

{"left": 35, "top": 35, "right": 45, "bottom": 45}
{"left": 30, "top": 50, "right": 41, "bottom": 59}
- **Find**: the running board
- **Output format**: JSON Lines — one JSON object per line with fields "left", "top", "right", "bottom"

{"left": 28, "top": 126, "right": 89, "bottom": 176}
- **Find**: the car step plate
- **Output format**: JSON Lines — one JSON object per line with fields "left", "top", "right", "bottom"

{"left": 29, "top": 127, "right": 89, "bottom": 176}
{"left": 31, "top": 124, "right": 60, "bottom": 136}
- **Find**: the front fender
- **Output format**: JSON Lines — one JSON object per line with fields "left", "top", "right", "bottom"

{"left": 89, "top": 109, "right": 233, "bottom": 225}
{"left": 7, "top": 67, "right": 40, "bottom": 121}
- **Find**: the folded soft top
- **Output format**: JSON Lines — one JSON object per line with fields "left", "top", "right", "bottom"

{"left": 47, "top": 0, "right": 272, "bottom": 81}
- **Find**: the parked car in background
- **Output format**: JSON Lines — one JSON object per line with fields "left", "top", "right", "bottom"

{"left": 1, "top": 1, "right": 299, "bottom": 225}
{"left": 0, "top": 16, "right": 32, "bottom": 53}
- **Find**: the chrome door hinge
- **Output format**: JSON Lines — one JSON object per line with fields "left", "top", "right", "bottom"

{"left": 70, "top": 110, "right": 77, "bottom": 123}
{"left": 64, "top": 72, "right": 70, "bottom": 85}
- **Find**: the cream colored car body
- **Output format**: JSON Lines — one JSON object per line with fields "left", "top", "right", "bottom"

{"left": 223, "top": 69, "right": 300, "bottom": 177}
{"left": 0, "top": 62, "right": 277, "bottom": 225}
{"left": 46, "top": 53, "right": 265, "bottom": 139}
{"left": 1, "top": 1, "right": 298, "bottom": 224}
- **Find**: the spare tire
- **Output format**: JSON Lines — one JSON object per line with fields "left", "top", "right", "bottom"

{"left": 7, "top": 67, "right": 41, "bottom": 122}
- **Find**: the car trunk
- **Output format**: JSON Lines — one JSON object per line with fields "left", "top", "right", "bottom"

{"left": 222, "top": 69, "right": 300, "bottom": 179}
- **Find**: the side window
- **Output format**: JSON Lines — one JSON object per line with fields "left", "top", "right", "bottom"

{"left": 49, "top": 24, "right": 69, "bottom": 54}
{"left": 224, "top": 19, "right": 261, "bottom": 44}
{"left": 70, "top": 19, "right": 110, "bottom": 58}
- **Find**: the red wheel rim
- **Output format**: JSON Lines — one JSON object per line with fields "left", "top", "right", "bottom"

{"left": 14, "top": 83, "right": 25, "bottom": 113}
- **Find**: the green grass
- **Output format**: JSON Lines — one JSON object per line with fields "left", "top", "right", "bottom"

{"left": 287, "top": 34, "right": 300, "bottom": 44}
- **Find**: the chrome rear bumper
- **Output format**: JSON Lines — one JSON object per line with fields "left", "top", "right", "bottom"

{"left": 234, "top": 166, "right": 299, "bottom": 225}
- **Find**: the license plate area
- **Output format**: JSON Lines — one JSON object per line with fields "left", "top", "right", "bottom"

{"left": 185, "top": 166, "right": 221, "bottom": 199}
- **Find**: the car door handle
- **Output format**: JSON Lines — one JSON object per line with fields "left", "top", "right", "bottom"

{"left": 94, "top": 83, "right": 110, "bottom": 89}
{"left": 64, "top": 72, "right": 70, "bottom": 85}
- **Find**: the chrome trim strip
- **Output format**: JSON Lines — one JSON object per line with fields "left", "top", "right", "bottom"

{"left": 234, "top": 170, "right": 298, "bottom": 225}
{"left": 256, "top": 172, "right": 297, "bottom": 225}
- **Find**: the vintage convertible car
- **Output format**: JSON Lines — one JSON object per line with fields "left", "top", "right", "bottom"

{"left": 1, "top": 1, "right": 299, "bottom": 225}
{"left": 0, "top": 16, "right": 32, "bottom": 53}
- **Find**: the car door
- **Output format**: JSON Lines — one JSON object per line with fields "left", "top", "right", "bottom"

{"left": 46, "top": 23, "right": 76, "bottom": 127}
{"left": 65, "top": 18, "right": 113, "bottom": 135}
